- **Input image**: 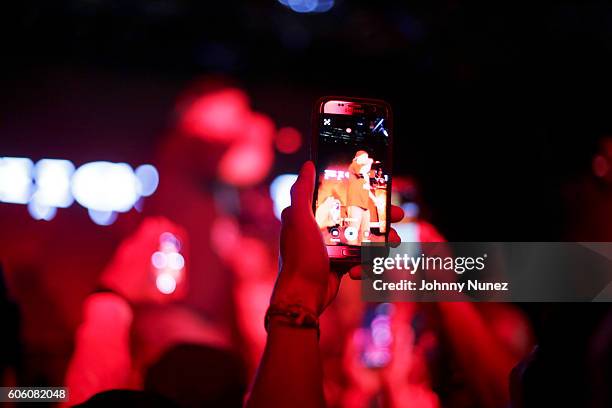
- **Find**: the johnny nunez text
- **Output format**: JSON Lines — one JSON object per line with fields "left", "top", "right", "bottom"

{"left": 373, "top": 279, "right": 509, "bottom": 292}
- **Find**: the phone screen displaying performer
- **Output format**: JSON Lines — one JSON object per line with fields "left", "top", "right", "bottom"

{"left": 313, "top": 97, "right": 393, "bottom": 259}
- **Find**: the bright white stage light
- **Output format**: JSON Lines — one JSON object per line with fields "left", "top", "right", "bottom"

{"left": 87, "top": 208, "right": 118, "bottom": 226}
{"left": 151, "top": 251, "right": 167, "bottom": 269}
{"left": 1, "top": 156, "right": 159, "bottom": 224}
{"left": 72, "top": 161, "right": 139, "bottom": 212}
{"left": 269, "top": 173, "right": 298, "bottom": 220}
{"left": 279, "top": 0, "right": 334, "bottom": 13}
{"left": 33, "top": 159, "right": 75, "bottom": 208}
{"left": 27, "top": 201, "right": 57, "bottom": 221}
{"left": 135, "top": 164, "right": 159, "bottom": 197}
{"left": 156, "top": 273, "right": 177, "bottom": 295}
{"left": 167, "top": 252, "right": 185, "bottom": 270}
{"left": 0, "top": 157, "right": 34, "bottom": 204}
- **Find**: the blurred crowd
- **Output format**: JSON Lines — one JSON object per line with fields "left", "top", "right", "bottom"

{"left": 1, "top": 81, "right": 611, "bottom": 407}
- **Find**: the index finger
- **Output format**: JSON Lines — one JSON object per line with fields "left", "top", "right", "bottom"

{"left": 290, "top": 161, "right": 315, "bottom": 210}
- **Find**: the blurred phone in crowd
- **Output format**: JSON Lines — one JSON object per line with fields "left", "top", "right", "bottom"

{"left": 357, "top": 303, "right": 394, "bottom": 369}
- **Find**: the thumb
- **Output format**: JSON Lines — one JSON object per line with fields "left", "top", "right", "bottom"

{"left": 290, "top": 161, "right": 315, "bottom": 210}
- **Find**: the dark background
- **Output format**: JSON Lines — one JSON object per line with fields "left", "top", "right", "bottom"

{"left": 2, "top": 0, "right": 612, "bottom": 240}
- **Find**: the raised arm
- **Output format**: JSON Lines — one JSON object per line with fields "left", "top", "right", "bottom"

{"left": 246, "top": 162, "right": 339, "bottom": 408}
{"left": 246, "top": 162, "right": 404, "bottom": 408}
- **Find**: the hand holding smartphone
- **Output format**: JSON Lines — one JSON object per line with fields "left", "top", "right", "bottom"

{"left": 312, "top": 97, "right": 393, "bottom": 263}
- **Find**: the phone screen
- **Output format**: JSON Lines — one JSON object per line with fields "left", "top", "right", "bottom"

{"left": 314, "top": 99, "right": 392, "bottom": 251}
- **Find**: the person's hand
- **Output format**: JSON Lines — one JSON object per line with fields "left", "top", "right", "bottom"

{"left": 271, "top": 162, "right": 332, "bottom": 316}
{"left": 270, "top": 162, "right": 404, "bottom": 316}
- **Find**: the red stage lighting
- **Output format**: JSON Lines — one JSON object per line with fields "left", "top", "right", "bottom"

{"left": 275, "top": 126, "right": 302, "bottom": 154}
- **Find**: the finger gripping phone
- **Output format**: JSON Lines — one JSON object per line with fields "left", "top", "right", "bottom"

{"left": 312, "top": 97, "right": 393, "bottom": 262}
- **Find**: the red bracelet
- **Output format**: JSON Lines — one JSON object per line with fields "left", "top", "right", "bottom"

{"left": 264, "top": 303, "right": 320, "bottom": 338}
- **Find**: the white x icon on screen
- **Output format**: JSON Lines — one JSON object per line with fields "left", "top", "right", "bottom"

{"left": 323, "top": 119, "right": 331, "bottom": 125}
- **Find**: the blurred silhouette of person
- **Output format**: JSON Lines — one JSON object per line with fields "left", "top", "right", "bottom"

{"left": 510, "top": 135, "right": 612, "bottom": 408}
{"left": 65, "top": 81, "right": 277, "bottom": 405}
{"left": 144, "top": 344, "right": 245, "bottom": 407}
{"left": 148, "top": 82, "right": 275, "bottom": 333}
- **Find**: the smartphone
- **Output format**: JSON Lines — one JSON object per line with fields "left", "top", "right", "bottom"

{"left": 312, "top": 97, "right": 393, "bottom": 262}
{"left": 358, "top": 303, "right": 394, "bottom": 369}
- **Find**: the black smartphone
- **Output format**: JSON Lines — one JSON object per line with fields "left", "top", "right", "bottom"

{"left": 312, "top": 97, "right": 393, "bottom": 262}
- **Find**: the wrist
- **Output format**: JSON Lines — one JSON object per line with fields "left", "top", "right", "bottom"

{"left": 271, "top": 273, "right": 325, "bottom": 315}
{"left": 265, "top": 303, "right": 320, "bottom": 339}
{"left": 266, "top": 318, "right": 320, "bottom": 343}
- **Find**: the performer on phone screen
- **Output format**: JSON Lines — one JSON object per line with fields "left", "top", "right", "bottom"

{"left": 346, "top": 151, "right": 379, "bottom": 244}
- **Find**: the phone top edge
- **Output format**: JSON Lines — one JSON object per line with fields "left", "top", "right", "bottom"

{"left": 316, "top": 96, "right": 392, "bottom": 117}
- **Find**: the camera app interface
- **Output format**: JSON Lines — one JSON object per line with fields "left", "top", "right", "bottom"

{"left": 315, "top": 110, "right": 391, "bottom": 246}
